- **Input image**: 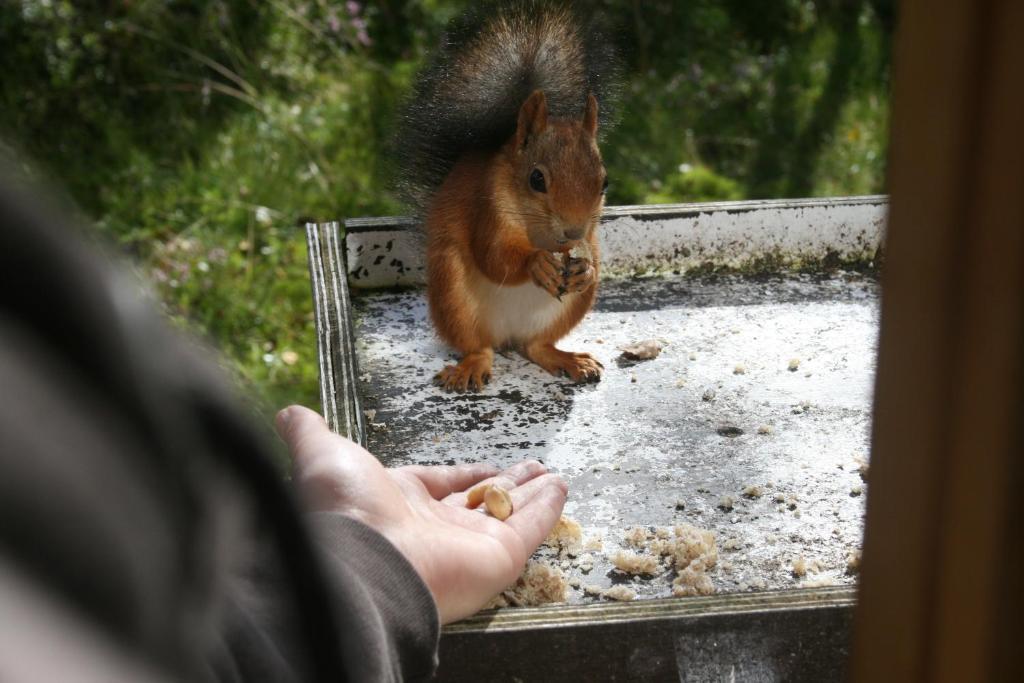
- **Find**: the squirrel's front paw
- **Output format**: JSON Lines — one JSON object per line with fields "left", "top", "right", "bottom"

{"left": 527, "top": 250, "right": 565, "bottom": 299}
{"left": 563, "top": 257, "right": 596, "bottom": 294}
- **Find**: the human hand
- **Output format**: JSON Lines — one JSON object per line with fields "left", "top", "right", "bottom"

{"left": 275, "top": 405, "right": 568, "bottom": 624}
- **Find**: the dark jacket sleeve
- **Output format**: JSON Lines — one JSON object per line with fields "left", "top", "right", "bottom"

{"left": 0, "top": 169, "right": 439, "bottom": 682}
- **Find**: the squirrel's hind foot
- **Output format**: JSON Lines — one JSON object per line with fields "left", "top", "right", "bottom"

{"left": 435, "top": 350, "right": 494, "bottom": 392}
{"left": 524, "top": 343, "right": 603, "bottom": 384}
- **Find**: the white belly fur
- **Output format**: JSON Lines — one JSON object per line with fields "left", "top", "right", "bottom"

{"left": 476, "top": 279, "right": 571, "bottom": 346}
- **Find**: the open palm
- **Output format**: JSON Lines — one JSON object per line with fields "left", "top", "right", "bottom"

{"left": 276, "top": 405, "right": 568, "bottom": 624}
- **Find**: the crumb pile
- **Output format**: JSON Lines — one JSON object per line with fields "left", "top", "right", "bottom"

{"left": 481, "top": 517, "right": 721, "bottom": 613}
{"left": 611, "top": 550, "right": 660, "bottom": 575}
{"left": 481, "top": 516, "right": 592, "bottom": 610}
{"left": 544, "top": 515, "right": 583, "bottom": 557}
{"left": 601, "top": 585, "right": 636, "bottom": 601}
{"left": 611, "top": 523, "right": 719, "bottom": 598}
{"left": 484, "top": 561, "right": 568, "bottom": 609}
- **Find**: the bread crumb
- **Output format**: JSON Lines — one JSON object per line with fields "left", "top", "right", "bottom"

{"left": 688, "top": 352, "right": 697, "bottom": 361}
{"left": 742, "top": 484, "right": 763, "bottom": 498}
{"left": 717, "top": 495, "right": 735, "bottom": 511}
{"left": 702, "top": 388, "right": 716, "bottom": 401}
{"left": 672, "top": 524, "right": 718, "bottom": 570}
{"left": 757, "top": 424, "right": 773, "bottom": 435}
{"left": 801, "top": 575, "right": 839, "bottom": 588}
{"left": 612, "top": 551, "right": 660, "bottom": 575}
{"left": 788, "top": 358, "right": 801, "bottom": 371}
{"left": 850, "top": 485, "right": 864, "bottom": 497}
{"left": 602, "top": 585, "right": 636, "bottom": 601}
{"left": 854, "top": 456, "right": 870, "bottom": 481}
{"left": 623, "top": 526, "right": 650, "bottom": 548}
{"left": 790, "top": 397, "right": 815, "bottom": 413}
{"left": 484, "top": 561, "right": 568, "bottom": 610}
{"left": 649, "top": 538, "right": 672, "bottom": 556}
{"left": 568, "top": 577, "right": 581, "bottom": 588}
{"left": 654, "top": 527, "right": 671, "bottom": 539}
{"left": 544, "top": 516, "right": 583, "bottom": 556}
{"left": 792, "top": 556, "right": 823, "bottom": 579}
{"left": 481, "top": 594, "right": 509, "bottom": 610}
{"left": 733, "top": 364, "right": 746, "bottom": 375}
{"left": 672, "top": 564, "right": 715, "bottom": 596}
{"left": 620, "top": 340, "right": 663, "bottom": 361}
{"left": 496, "top": 561, "right": 568, "bottom": 607}
{"left": 583, "top": 536, "right": 603, "bottom": 551}
{"left": 846, "top": 549, "right": 862, "bottom": 575}
{"left": 583, "top": 584, "right": 603, "bottom": 597}
{"left": 722, "top": 537, "right": 741, "bottom": 551}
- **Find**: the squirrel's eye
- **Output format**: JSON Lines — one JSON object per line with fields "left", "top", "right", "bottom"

{"left": 602, "top": 176, "right": 609, "bottom": 194}
{"left": 529, "top": 168, "right": 547, "bottom": 193}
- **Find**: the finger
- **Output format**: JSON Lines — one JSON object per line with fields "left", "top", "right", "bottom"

{"left": 502, "top": 480, "right": 568, "bottom": 563}
{"left": 444, "top": 459, "right": 548, "bottom": 507}
{"left": 397, "top": 463, "right": 499, "bottom": 500}
{"left": 276, "top": 405, "right": 378, "bottom": 481}
{"left": 275, "top": 405, "right": 336, "bottom": 466}
{"left": 276, "top": 404, "right": 326, "bottom": 441}
{"left": 507, "top": 472, "right": 567, "bottom": 511}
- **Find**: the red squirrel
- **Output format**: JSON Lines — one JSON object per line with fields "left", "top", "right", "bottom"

{"left": 395, "top": 1, "right": 620, "bottom": 391}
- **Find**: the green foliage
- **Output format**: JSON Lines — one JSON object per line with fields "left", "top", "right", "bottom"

{"left": 595, "top": 0, "right": 892, "bottom": 203}
{"left": 0, "top": 0, "right": 893, "bottom": 424}
{"left": 643, "top": 165, "right": 743, "bottom": 205}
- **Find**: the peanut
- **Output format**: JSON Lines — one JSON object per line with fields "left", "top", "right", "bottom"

{"left": 484, "top": 485, "right": 514, "bottom": 520}
{"left": 466, "top": 482, "right": 490, "bottom": 508}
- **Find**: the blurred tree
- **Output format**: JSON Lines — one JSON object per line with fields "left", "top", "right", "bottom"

{"left": 0, "top": 1, "right": 273, "bottom": 214}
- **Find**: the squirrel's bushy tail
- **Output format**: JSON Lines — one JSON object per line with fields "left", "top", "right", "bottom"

{"left": 394, "top": 0, "right": 621, "bottom": 215}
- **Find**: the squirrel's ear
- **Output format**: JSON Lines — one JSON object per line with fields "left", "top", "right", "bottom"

{"left": 583, "top": 93, "right": 599, "bottom": 137}
{"left": 516, "top": 90, "right": 548, "bottom": 149}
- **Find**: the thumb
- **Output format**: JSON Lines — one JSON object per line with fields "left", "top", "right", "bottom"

{"left": 275, "top": 404, "right": 329, "bottom": 453}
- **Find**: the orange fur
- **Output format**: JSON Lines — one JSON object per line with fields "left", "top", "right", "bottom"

{"left": 427, "top": 91, "right": 607, "bottom": 391}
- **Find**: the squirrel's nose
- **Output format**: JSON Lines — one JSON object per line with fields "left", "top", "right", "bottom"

{"left": 564, "top": 226, "right": 586, "bottom": 241}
